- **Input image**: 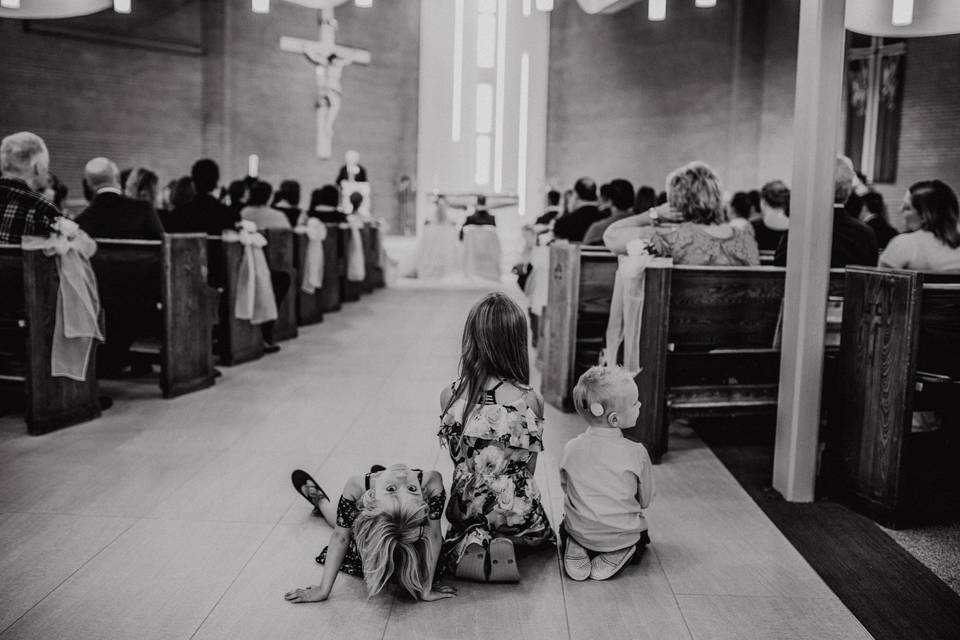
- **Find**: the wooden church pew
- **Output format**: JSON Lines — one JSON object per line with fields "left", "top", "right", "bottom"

{"left": 293, "top": 231, "right": 324, "bottom": 326}
{"left": 206, "top": 236, "right": 264, "bottom": 365}
{"left": 541, "top": 243, "right": 618, "bottom": 411}
{"left": 0, "top": 244, "right": 101, "bottom": 434}
{"left": 361, "top": 222, "right": 385, "bottom": 292}
{"left": 541, "top": 243, "right": 845, "bottom": 462}
{"left": 338, "top": 224, "right": 362, "bottom": 303}
{"left": 91, "top": 235, "right": 216, "bottom": 398}
{"left": 321, "top": 223, "right": 342, "bottom": 312}
{"left": 264, "top": 228, "right": 298, "bottom": 341}
{"left": 830, "top": 267, "right": 960, "bottom": 528}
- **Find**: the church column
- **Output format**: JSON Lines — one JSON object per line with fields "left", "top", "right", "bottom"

{"left": 772, "top": 0, "right": 847, "bottom": 502}
{"left": 201, "top": 0, "right": 232, "bottom": 165}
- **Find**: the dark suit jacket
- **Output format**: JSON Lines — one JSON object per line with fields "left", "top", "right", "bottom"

{"left": 553, "top": 204, "right": 607, "bottom": 243}
{"left": 75, "top": 191, "right": 164, "bottom": 240}
{"left": 774, "top": 205, "right": 879, "bottom": 268}
{"left": 866, "top": 215, "right": 899, "bottom": 251}
{"left": 460, "top": 210, "right": 496, "bottom": 241}
{"left": 164, "top": 193, "right": 240, "bottom": 235}
{"left": 336, "top": 164, "right": 368, "bottom": 185}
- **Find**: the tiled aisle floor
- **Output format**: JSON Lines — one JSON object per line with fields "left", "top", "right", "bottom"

{"left": 0, "top": 285, "right": 872, "bottom": 640}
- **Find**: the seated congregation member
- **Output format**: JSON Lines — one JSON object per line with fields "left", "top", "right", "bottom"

{"left": 240, "top": 180, "right": 291, "bottom": 230}
{"left": 459, "top": 195, "right": 496, "bottom": 241}
{"left": 583, "top": 179, "right": 635, "bottom": 246}
{"left": 633, "top": 185, "right": 658, "bottom": 218}
{"left": 159, "top": 176, "right": 195, "bottom": 230}
{"left": 862, "top": 191, "right": 899, "bottom": 251}
{"left": 596, "top": 183, "right": 613, "bottom": 218}
{"left": 604, "top": 161, "right": 760, "bottom": 266}
{"left": 271, "top": 179, "right": 302, "bottom": 227}
{"left": 0, "top": 132, "right": 60, "bottom": 242}
{"left": 306, "top": 184, "right": 347, "bottom": 224}
{"left": 727, "top": 191, "right": 753, "bottom": 230}
{"left": 535, "top": 189, "right": 562, "bottom": 225}
{"left": 560, "top": 366, "right": 654, "bottom": 581}
{"left": 752, "top": 180, "right": 790, "bottom": 251}
{"left": 554, "top": 177, "right": 606, "bottom": 242}
{"left": 166, "top": 159, "right": 239, "bottom": 234}
{"left": 226, "top": 179, "right": 248, "bottom": 218}
{"left": 42, "top": 172, "right": 69, "bottom": 210}
{"left": 125, "top": 167, "right": 160, "bottom": 209}
{"left": 773, "top": 156, "right": 878, "bottom": 268}
{"left": 285, "top": 465, "right": 455, "bottom": 604}
{"left": 75, "top": 158, "right": 163, "bottom": 240}
{"left": 439, "top": 293, "right": 555, "bottom": 582}
{"left": 879, "top": 179, "right": 960, "bottom": 271}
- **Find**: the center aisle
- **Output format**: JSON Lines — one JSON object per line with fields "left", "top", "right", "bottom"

{"left": 0, "top": 286, "right": 871, "bottom": 640}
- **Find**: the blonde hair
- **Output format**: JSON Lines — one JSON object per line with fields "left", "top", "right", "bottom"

{"left": 572, "top": 366, "right": 637, "bottom": 424}
{"left": 353, "top": 492, "right": 431, "bottom": 599}
{"left": 666, "top": 161, "right": 725, "bottom": 225}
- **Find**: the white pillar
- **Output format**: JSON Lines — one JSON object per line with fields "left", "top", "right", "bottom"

{"left": 772, "top": 0, "right": 847, "bottom": 502}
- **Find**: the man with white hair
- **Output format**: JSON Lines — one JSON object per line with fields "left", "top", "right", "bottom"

{"left": 0, "top": 131, "right": 60, "bottom": 243}
{"left": 335, "top": 149, "right": 367, "bottom": 186}
{"left": 773, "top": 155, "right": 878, "bottom": 267}
{"left": 75, "top": 157, "right": 163, "bottom": 240}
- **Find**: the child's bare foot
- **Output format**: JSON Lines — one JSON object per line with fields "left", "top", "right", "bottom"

{"left": 291, "top": 469, "right": 328, "bottom": 514}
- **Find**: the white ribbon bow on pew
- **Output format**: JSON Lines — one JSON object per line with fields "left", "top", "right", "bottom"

{"left": 295, "top": 218, "right": 327, "bottom": 294}
{"left": 224, "top": 222, "right": 278, "bottom": 325}
{"left": 21, "top": 218, "right": 103, "bottom": 381}
{"left": 602, "top": 239, "right": 654, "bottom": 372}
{"left": 344, "top": 215, "right": 366, "bottom": 283}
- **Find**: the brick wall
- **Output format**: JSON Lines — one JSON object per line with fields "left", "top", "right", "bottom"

{"left": 548, "top": 0, "right": 960, "bottom": 222}
{"left": 0, "top": 0, "right": 419, "bottom": 230}
{"left": 547, "top": 0, "right": 772, "bottom": 194}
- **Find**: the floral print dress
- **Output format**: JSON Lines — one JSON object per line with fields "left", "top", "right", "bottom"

{"left": 437, "top": 381, "right": 556, "bottom": 572}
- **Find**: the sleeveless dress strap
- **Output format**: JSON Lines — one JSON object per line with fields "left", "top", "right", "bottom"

{"left": 364, "top": 473, "right": 371, "bottom": 490}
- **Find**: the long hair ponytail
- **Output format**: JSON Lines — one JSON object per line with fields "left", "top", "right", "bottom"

{"left": 445, "top": 292, "right": 530, "bottom": 424}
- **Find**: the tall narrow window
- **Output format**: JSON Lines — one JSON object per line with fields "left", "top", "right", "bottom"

{"left": 475, "top": 135, "right": 491, "bottom": 185}
{"left": 451, "top": 0, "right": 464, "bottom": 141}
{"left": 476, "top": 83, "right": 494, "bottom": 134}
{"left": 845, "top": 35, "right": 906, "bottom": 183}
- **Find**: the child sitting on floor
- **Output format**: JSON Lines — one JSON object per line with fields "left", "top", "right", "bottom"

{"left": 285, "top": 465, "right": 456, "bottom": 603}
{"left": 559, "top": 366, "right": 654, "bottom": 581}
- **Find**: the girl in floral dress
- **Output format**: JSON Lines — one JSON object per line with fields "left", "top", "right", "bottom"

{"left": 438, "top": 292, "right": 556, "bottom": 582}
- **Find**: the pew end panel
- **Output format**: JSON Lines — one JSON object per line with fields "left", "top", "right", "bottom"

{"left": 360, "top": 225, "right": 375, "bottom": 294}
{"left": 207, "top": 237, "right": 264, "bottom": 366}
{"left": 339, "top": 226, "right": 362, "bottom": 303}
{"left": 161, "top": 235, "right": 216, "bottom": 398}
{"left": 264, "top": 228, "right": 298, "bottom": 342}
{"left": 293, "top": 233, "right": 324, "bottom": 326}
{"left": 833, "top": 267, "right": 960, "bottom": 528}
{"left": 541, "top": 243, "right": 580, "bottom": 411}
{"left": 0, "top": 246, "right": 101, "bottom": 434}
{"left": 321, "top": 224, "right": 342, "bottom": 312}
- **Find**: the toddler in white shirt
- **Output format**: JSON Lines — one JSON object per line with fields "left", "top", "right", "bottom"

{"left": 559, "top": 366, "right": 654, "bottom": 581}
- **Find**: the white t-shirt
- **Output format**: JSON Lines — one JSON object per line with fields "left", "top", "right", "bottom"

{"left": 240, "top": 205, "right": 292, "bottom": 231}
{"left": 879, "top": 230, "right": 960, "bottom": 271}
{"left": 559, "top": 426, "right": 654, "bottom": 552}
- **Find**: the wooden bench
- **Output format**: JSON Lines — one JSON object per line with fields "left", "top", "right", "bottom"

{"left": 541, "top": 243, "right": 617, "bottom": 412}
{"left": 206, "top": 236, "right": 264, "bottom": 365}
{"left": 321, "top": 223, "right": 342, "bottom": 313}
{"left": 264, "top": 228, "right": 298, "bottom": 341}
{"left": 829, "top": 266, "right": 960, "bottom": 528}
{"left": 541, "top": 243, "right": 845, "bottom": 462}
{"left": 91, "top": 235, "right": 216, "bottom": 398}
{"left": 338, "top": 225, "right": 362, "bottom": 303}
{"left": 0, "top": 244, "right": 101, "bottom": 434}
{"left": 361, "top": 222, "right": 385, "bottom": 292}
{"left": 635, "top": 261, "right": 788, "bottom": 462}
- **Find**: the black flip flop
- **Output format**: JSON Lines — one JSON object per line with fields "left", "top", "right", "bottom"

{"left": 291, "top": 469, "right": 328, "bottom": 512}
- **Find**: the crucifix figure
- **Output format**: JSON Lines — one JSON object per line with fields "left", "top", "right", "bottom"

{"left": 280, "top": 6, "right": 371, "bottom": 159}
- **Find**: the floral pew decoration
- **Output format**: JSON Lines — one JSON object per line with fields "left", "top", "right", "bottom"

{"left": 224, "top": 220, "right": 277, "bottom": 325}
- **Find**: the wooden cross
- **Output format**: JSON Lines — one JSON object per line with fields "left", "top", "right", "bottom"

{"left": 280, "top": 6, "right": 371, "bottom": 159}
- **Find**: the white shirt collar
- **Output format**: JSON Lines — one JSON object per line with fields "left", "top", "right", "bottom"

{"left": 585, "top": 426, "right": 624, "bottom": 438}
{"left": 96, "top": 187, "right": 122, "bottom": 196}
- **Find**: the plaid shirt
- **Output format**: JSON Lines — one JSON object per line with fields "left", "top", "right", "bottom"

{"left": 0, "top": 177, "right": 60, "bottom": 243}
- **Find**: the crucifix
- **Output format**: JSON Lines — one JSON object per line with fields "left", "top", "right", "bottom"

{"left": 280, "top": 6, "right": 371, "bottom": 159}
